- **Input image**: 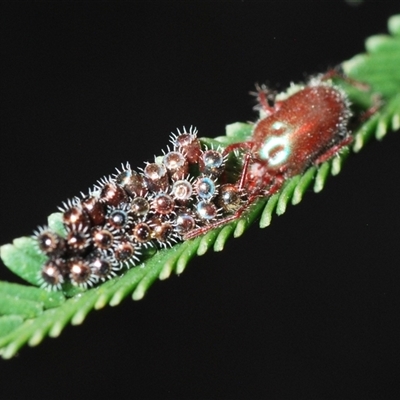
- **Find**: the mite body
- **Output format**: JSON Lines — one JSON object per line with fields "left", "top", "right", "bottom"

{"left": 184, "top": 79, "right": 353, "bottom": 239}
{"left": 239, "top": 81, "right": 352, "bottom": 194}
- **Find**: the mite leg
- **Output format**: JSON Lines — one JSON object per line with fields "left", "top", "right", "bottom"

{"left": 359, "top": 94, "right": 383, "bottom": 122}
{"left": 251, "top": 83, "right": 282, "bottom": 116}
{"left": 237, "top": 152, "right": 251, "bottom": 190}
{"left": 322, "top": 68, "right": 382, "bottom": 120}
{"left": 183, "top": 192, "right": 260, "bottom": 240}
{"left": 183, "top": 151, "right": 254, "bottom": 240}
{"left": 183, "top": 173, "right": 285, "bottom": 240}
{"left": 313, "top": 136, "right": 353, "bottom": 166}
{"left": 222, "top": 141, "right": 254, "bottom": 156}
{"left": 321, "top": 68, "right": 371, "bottom": 91}
{"left": 222, "top": 141, "right": 253, "bottom": 189}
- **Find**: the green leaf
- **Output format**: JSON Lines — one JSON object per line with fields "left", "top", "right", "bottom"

{"left": 1, "top": 238, "right": 47, "bottom": 286}
{"left": 343, "top": 15, "right": 400, "bottom": 98}
{"left": 48, "top": 212, "right": 67, "bottom": 238}
{"left": 1, "top": 13, "right": 400, "bottom": 358}
{"left": 0, "top": 281, "right": 65, "bottom": 309}
{"left": 0, "top": 316, "right": 24, "bottom": 337}
{"left": 0, "top": 213, "right": 67, "bottom": 287}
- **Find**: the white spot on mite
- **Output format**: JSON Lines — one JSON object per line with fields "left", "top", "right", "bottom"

{"left": 260, "top": 135, "right": 291, "bottom": 166}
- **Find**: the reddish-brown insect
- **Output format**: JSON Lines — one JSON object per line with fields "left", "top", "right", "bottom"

{"left": 32, "top": 75, "right": 359, "bottom": 291}
{"left": 184, "top": 77, "right": 353, "bottom": 239}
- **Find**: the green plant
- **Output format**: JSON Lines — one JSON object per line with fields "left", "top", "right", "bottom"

{"left": 1, "top": 14, "right": 399, "bottom": 359}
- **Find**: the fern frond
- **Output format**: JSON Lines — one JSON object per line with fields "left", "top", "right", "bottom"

{"left": 1, "top": 14, "right": 400, "bottom": 358}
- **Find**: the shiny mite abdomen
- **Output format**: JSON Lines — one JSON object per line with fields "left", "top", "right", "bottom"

{"left": 251, "top": 83, "right": 351, "bottom": 179}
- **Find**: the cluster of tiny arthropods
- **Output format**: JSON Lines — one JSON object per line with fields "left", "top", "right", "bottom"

{"left": 33, "top": 76, "right": 353, "bottom": 292}
{"left": 34, "top": 126, "right": 244, "bottom": 291}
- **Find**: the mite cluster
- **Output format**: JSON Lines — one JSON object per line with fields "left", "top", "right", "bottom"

{"left": 33, "top": 127, "right": 242, "bottom": 291}
{"left": 33, "top": 76, "right": 353, "bottom": 292}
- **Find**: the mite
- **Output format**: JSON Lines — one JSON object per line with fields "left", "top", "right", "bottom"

{"left": 184, "top": 77, "right": 353, "bottom": 239}
{"left": 31, "top": 76, "right": 357, "bottom": 290}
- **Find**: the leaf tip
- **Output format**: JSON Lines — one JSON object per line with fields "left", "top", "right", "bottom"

{"left": 132, "top": 286, "right": 145, "bottom": 301}
{"left": 110, "top": 291, "right": 124, "bottom": 306}
{"left": 392, "top": 112, "right": 400, "bottom": 130}
{"left": 1, "top": 342, "right": 19, "bottom": 359}
{"left": 94, "top": 295, "right": 108, "bottom": 310}
{"left": 342, "top": 54, "right": 368, "bottom": 76}
{"left": 71, "top": 311, "right": 86, "bottom": 326}
{"left": 29, "top": 330, "right": 45, "bottom": 347}
{"left": 388, "top": 14, "right": 400, "bottom": 36}
{"left": 365, "top": 34, "right": 392, "bottom": 53}
{"left": 159, "top": 264, "right": 173, "bottom": 280}
{"left": 233, "top": 219, "right": 247, "bottom": 238}
{"left": 49, "top": 322, "right": 63, "bottom": 338}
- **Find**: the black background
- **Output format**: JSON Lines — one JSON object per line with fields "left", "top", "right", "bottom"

{"left": 1, "top": 1, "right": 400, "bottom": 399}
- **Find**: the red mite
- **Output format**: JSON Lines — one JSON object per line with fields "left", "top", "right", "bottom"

{"left": 33, "top": 74, "right": 358, "bottom": 290}
{"left": 184, "top": 77, "right": 353, "bottom": 239}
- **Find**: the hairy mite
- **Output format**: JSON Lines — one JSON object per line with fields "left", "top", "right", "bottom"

{"left": 184, "top": 78, "right": 353, "bottom": 239}
{"left": 30, "top": 75, "right": 358, "bottom": 290}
